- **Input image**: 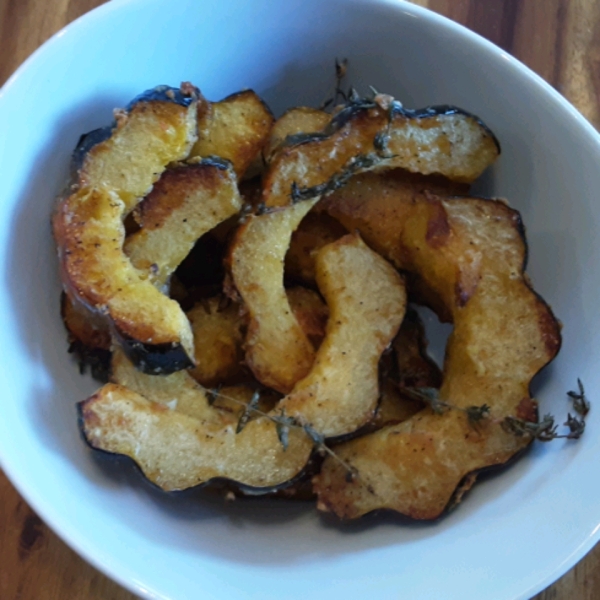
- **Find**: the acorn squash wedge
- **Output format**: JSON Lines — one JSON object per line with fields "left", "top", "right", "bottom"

{"left": 262, "top": 99, "right": 499, "bottom": 207}
{"left": 279, "top": 234, "right": 406, "bottom": 437}
{"left": 228, "top": 199, "right": 320, "bottom": 393}
{"left": 53, "top": 84, "right": 200, "bottom": 374}
{"left": 313, "top": 173, "right": 561, "bottom": 520}
{"left": 124, "top": 157, "right": 242, "bottom": 291}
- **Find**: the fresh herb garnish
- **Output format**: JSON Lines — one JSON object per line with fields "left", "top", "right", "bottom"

{"left": 404, "top": 381, "right": 589, "bottom": 441}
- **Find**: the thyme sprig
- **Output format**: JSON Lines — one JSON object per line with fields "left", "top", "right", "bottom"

{"left": 206, "top": 384, "right": 222, "bottom": 406}
{"left": 291, "top": 65, "right": 407, "bottom": 203}
{"left": 207, "top": 386, "right": 358, "bottom": 479}
{"left": 320, "top": 58, "right": 348, "bottom": 111}
{"left": 403, "top": 382, "right": 589, "bottom": 442}
{"left": 235, "top": 390, "right": 261, "bottom": 433}
{"left": 502, "top": 379, "right": 589, "bottom": 441}
{"left": 401, "top": 386, "right": 491, "bottom": 426}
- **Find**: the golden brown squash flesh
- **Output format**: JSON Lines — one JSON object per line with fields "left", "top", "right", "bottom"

{"left": 313, "top": 175, "right": 561, "bottom": 520}
{"left": 228, "top": 200, "right": 319, "bottom": 393}
{"left": 191, "top": 90, "right": 274, "bottom": 178}
{"left": 125, "top": 158, "right": 242, "bottom": 291}
{"left": 82, "top": 348, "right": 314, "bottom": 491}
{"left": 184, "top": 288, "right": 328, "bottom": 389}
{"left": 286, "top": 286, "right": 329, "bottom": 350}
{"left": 79, "top": 90, "right": 199, "bottom": 213}
{"left": 79, "top": 382, "right": 313, "bottom": 492}
{"left": 79, "top": 235, "right": 406, "bottom": 491}
{"left": 61, "top": 292, "right": 111, "bottom": 352}
{"left": 54, "top": 87, "right": 200, "bottom": 374}
{"left": 279, "top": 234, "right": 407, "bottom": 437}
{"left": 262, "top": 103, "right": 498, "bottom": 207}
{"left": 54, "top": 187, "right": 195, "bottom": 373}
{"left": 285, "top": 211, "right": 347, "bottom": 285}
{"left": 186, "top": 297, "right": 247, "bottom": 388}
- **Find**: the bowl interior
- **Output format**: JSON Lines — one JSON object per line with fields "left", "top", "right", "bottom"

{"left": 1, "top": 1, "right": 600, "bottom": 599}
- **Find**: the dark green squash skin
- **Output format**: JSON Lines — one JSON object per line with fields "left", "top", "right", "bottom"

{"left": 113, "top": 329, "right": 195, "bottom": 376}
{"left": 76, "top": 400, "right": 321, "bottom": 495}
{"left": 71, "top": 127, "right": 113, "bottom": 174}
{"left": 194, "top": 155, "right": 232, "bottom": 171}
{"left": 125, "top": 84, "right": 199, "bottom": 110}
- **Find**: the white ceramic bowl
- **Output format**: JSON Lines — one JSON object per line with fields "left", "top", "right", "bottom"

{"left": 1, "top": 1, "right": 599, "bottom": 598}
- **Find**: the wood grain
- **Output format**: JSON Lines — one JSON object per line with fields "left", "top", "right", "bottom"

{"left": 0, "top": 0, "right": 598, "bottom": 598}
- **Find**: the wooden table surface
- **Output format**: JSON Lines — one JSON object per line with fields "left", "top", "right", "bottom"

{"left": 1, "top": 0, "right": 599, "bottom": 598}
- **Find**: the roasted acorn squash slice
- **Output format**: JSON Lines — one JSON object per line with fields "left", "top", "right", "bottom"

{"left": 124, "top": 157, "right": 242, "bottom": 291}
{"left": 262, "top": 101, "right": 499, "bottom": 207}
{"left": 313, "top": 173, "right": 561, "bottom": 520}
{"left": 54, "top": 85, "right": 200, "bottom": 374}
{"left": 186, "top": 296, "right": 248, "bottom": 388}
{"left": 279, "top": 234, "right": 406, "bottom": 437}
{"left": 75, "top": 84, "right": 200, "bottom": 213}
{"left": 285, "top": 211, "right": 348, "bottom": 285}
{"left": 228, "top": 199, "right": 320, "bottom": 393}
{"left": 79, "top": 382, "right": 314, "bottom": 492}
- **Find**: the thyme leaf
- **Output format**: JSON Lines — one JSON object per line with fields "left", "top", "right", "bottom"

{"left": 236, "top": 390, "right": 261, "bottom": 434}
{"left": 237, "top": 202, "right": 253, "bottom": 224}
{"left": 568, "top": 378, "right": 590, "bottom": 416}
{"left": 319, "top": 58, "right": 349, "bottom": 111}
{"left": 348, "top": 86, "right": 362, "bottom": 105}
{"left": 255, "top": 202, "right": 273, "bottom": 216}
{"left": 272, "top": 411, "right": 299, "bottom": 452}
{"left": 465, "top": 404, "right": 491, "bottom": 424}
{"left": 302, "top": 423, "right": 325, "bottom": 446}
{"left": 207, "top": 385, "right": 222, "bottom": 406}
{"left": 276, "top": 419, "right": 290, "bottom": 451}
{"left": 209, "top": 387, "right": 358, "bottom": 480}
{"left": 408, "top": 380, "right": 589, "bottom": 442}
{"left": 501, "top": 414, "right": 558, "bottom": 441}
{"left": 564, "top": 413, "right": 586, "bottom": 439}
